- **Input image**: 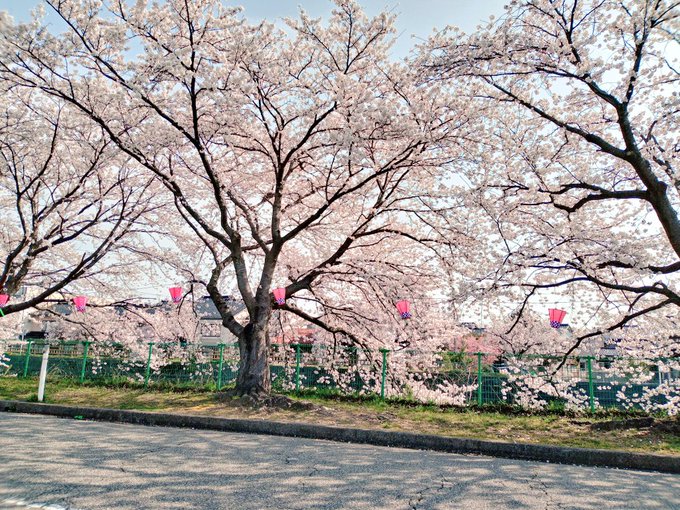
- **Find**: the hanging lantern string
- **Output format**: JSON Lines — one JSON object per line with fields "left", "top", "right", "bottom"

{"left": 272, "top": 288, "right": 286, "bottom": 305}
{"left": 168, "top": 287, "right": 183, "bottom": 303}
{"left": 395, "top": 300, "right": 412, "bottom": 319}
{"left": 73, "top": 296, "right": 87, "bottom": 312}
{"left": 0, "top": 293, "right": 7, "bottom": 317}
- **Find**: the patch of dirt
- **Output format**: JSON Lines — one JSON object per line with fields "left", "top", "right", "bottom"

{"left": 259, "top": 395, "right": 318, "bottom": 411}
{"left": 568, "top": 419, "right": 593, "bottom": 426}
{"left": 650, "top": 418, "right": 680, "bottom": 435}
{"left": 215, "top": 392, "right": 321, "bottom": 412}
{"left": 575, "top": 416, "right": 680, "bottom": 436}
{"left": 591, "top": 417, "right": 655, "bottom": 431}
{"left": 312, "top": 406, "right": 335, "bottom": 417}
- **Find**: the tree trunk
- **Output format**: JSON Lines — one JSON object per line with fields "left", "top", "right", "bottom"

{"left": 235, "top": 322, "right": 271, "bottom": 397}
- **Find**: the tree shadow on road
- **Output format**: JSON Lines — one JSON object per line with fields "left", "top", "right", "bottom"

{"left": 0, "top": 414, "right": 677, "bottom": 509}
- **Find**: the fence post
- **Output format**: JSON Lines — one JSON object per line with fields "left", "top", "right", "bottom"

{"left": 144, "top": 342, "right": 154, "bottom": 388}
{"left": 380, "top": 348, "right": 389, "bottom": 400}
{"left": 586, "top": 356, "right": 595, "bottom": 413}
{"left": 217, "top": 343, "right": 225, "bottom": 391}
{"left": 476, "top": 352, "right": 483, "bottom": 406}
{"left": 79, "top": 341, "right": 90, "bottom": 383}
{"left": 22, "top": 339, "right": 33, "bottom": 378}
{"left": 294, "top": 343, "right": 301, "bottom": 392}
{"left": 37, "top": 343, "right": 50, "bottom": 402}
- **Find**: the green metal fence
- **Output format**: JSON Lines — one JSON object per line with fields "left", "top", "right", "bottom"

{"left": 1, "top": 339, "right": 679, "bottom": 413}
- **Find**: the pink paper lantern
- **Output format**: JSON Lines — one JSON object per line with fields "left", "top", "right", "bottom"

{"left": 549, "top": 308, "right": 567, "bottom": 328}
{"left": 0, "top": 294, "right": 8, "bottom": 307}
{"left": 273, "top": 288, "right": 286, "bottom": 305}
{"left": 73, "top": 296, "right": 87, "bottom": 312}
{"left": 396, "top": 300, "right": 411, "bottom": 319}
{"left": 169, "top": 287, "right": 183, "bottom": 304}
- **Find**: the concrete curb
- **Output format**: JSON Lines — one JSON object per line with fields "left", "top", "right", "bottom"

{"left": 1, "top": 399, "right": 678, "bottom": 474}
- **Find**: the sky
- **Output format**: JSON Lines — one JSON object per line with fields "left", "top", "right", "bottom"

{"left": 1, "top": 0, "right": 509, "bottom": 59}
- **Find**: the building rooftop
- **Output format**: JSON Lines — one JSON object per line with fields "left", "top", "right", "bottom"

{"left": 193, "top": 295, "right": 246, "bottom": 320}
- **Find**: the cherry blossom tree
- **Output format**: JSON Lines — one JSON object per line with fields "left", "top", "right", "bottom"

{"left": 0, "top": 84, "right": 160, "bottom": 319}
{"left": 420, "top": 0, "right": 680, "bottom": 354}
{"left": 47, "top": 300, "right": 200, "bottom": 347}
{"left": 44, "top": 298, "right": 203, "bottom": 378}
{"left": 0, "top": 0, "right": 469, "bottom": 397}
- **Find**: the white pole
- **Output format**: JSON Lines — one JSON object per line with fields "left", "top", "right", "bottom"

{"left": 37, "top": 343, "right": 49, "bottom": 402}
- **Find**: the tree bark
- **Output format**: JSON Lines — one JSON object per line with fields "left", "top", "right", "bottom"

{"left": 235, "top": 321, "right": 271, "bottom": 397}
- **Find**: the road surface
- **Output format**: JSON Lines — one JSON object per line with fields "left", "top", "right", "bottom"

{"left": 0, "top": 413, "right": 678, "bottom": 509}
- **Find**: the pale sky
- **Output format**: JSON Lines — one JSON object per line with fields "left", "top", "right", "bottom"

{"left": 1, "top": 0, "right": 509, "bottom": 58}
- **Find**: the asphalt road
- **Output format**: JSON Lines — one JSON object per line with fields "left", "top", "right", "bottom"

{"left": 0, "top": 413, "right": 678, "bottom": 510}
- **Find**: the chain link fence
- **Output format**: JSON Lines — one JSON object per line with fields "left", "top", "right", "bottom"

{"left": 1, "top": 339, "right": 679, "bottom": 414}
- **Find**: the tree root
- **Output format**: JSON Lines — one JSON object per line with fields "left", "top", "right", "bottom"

{"left": 215, "top": 390, "right": 318, "bottom": 411}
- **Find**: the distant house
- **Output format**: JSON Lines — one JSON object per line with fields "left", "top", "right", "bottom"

{"left": 193, "top": 296, "right": 247, "bottom": 345}
{"left": 452, "top": 323, "right": 502, "bottom": 355}
{"left": 16, "top": 295, "right": 248, "bottom": 346}
{"left": 460, "top": 322, "right": 486, "bottom": 336}
{"left": 21, "top": 302, "right": 73, "bottom": 340}
{"left": 271, "top": 327, "right": 319, "bottom": 346}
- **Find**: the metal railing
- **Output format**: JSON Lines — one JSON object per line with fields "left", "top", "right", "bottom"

{"left": 1, "top": 339, "right": 678, "bottom": 414}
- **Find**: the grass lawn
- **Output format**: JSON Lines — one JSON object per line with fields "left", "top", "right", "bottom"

{"left": 1, "top": 375, "right": 678, "bottom": 455}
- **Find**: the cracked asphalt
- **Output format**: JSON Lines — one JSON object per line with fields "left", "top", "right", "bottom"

{"left": 0, "top": 413, "right": 678, "bottom": 509}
